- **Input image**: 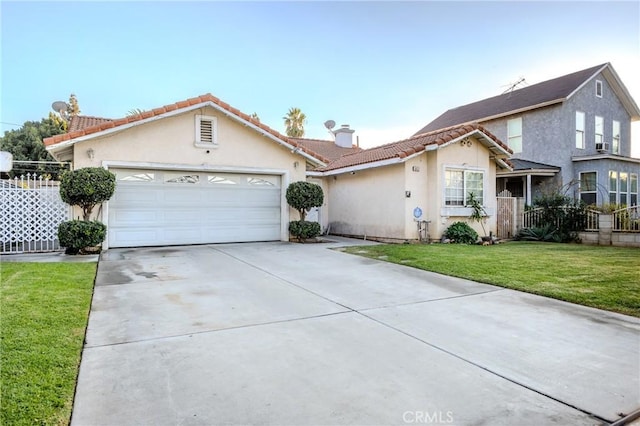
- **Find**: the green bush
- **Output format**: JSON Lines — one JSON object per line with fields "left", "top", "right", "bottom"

{"left": 60, "top": 167, "right": 116, "bottom": 220}
{"left": 58, "top": 220, "right": 107, "bottom": 254}
{"left": 445, "top": 221, "right": 478, "bottom": 244}
{"left": 289, "top": 220, "right": 321, "bottom": 242}
{"left": 527, "top": 193, "right": 586, "bottom": 243}
{"left": 286, "top": 181, "right": 323, "bottom": 221}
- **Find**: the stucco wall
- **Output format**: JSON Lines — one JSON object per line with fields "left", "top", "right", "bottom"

{"left": 327, "top": 163, "right": 406, "bottom": 239}
{"left": 432, "top": 138, "right": 498, "bottom": 239}
{"left": 70, "top": 107, "right": 308, "bottom": 225}
{"left": 483, "top": 72, "right": 635, "bottom": 203}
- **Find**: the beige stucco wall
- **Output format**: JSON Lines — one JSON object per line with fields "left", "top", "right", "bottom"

{"left": 327, "top": 163, "right": 406, "bottom": 239}
{"left": 69, "top": 107, "right": 310, "bottom": 229}
{"left": 431, "top": 137, "right": 498, "bottom": 239}
{"left": 323, "top": 136, "right": 502, "bottom": 242}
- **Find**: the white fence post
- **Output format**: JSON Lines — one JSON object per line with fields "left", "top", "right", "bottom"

{"left": 0, "top": 174, "right": 71, "bottom": 254}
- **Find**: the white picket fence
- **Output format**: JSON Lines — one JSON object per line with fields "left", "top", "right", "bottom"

{"left": 0, "top": 174, "right": 71, "bottom": 254}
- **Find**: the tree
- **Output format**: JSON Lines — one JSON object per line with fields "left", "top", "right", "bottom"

{"left": 286, "top": 181, "right": 323, "bottom": 242}
{"left": 67, "top": 93, "right": 81, "bottom": 117}
{"left": 286, "top": 181, "right": 323, "bottom": 221}
{"left": 59, "top": 167, "right": 116, "bottom": 221}
{"left": 0, "top": 118, "right": 66, "bottom": 178}
{"left": 283, "top": 107, "right": 306, "bottom": 137}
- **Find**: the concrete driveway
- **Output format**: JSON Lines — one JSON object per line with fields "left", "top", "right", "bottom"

{"left": 72, "top": 238, "right": 639, "bottom": 425}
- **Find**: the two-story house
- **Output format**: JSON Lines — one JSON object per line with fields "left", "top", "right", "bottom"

{"left": 415, "top": 63, "right": 640, "bottom": 207}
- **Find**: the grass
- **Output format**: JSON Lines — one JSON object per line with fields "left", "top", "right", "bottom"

{"left": 1, "top": 262, "right": 96, "bottom": 426}
{"left": 342, "top": 242, "right": 640, "bottom": 317}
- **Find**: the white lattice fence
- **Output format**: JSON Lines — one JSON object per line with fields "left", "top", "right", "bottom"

{"left": 1, "top": 174, "right": 71, "bottom": 253}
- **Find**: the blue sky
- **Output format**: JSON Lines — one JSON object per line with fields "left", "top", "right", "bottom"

{"left": 1, "top": 1, "right": 639, "bottom": 153}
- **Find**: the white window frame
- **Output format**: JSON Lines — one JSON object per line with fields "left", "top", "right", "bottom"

{"left": 609, "top": 170, "right": 618, "bottom": 205}
{"left": 631, "top": 173, "right": 638, "bottom": 206}
{"left": 612, "top": 120, "right": 621, "bottom": 155}
{"left": 443, "top": 167, "right": 486, "bottom": 212}
{"left": 579, "top": 171, "right": 597, "bottom": 205}
{"left": 596, "top": 80, "right": 603, "bottom": 98}
{"left": 575, "top": 111, "right": 585, "bottom": 149}
{"left": 595, "top": 116, "right": 604, "bottom": 146}
{"left": 195, "top": 114, "right": 218, "bottom": 147}
{"left": 507, "top": 117, "right": 522, "bottom": 154}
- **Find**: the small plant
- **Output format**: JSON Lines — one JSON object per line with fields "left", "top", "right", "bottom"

{"left": 445, "top": 221, "right": 478, "bottom": 244}
{"left": 467, "top": 192, "right": 487, "bottom": 236}
{"left": 58, "top": 220, "right": 107, "bottom": 254}
{"left": 288, "top": 221, "right": 321, "bottom": 242}
{"left": 515, "top": 224, "right": 559, "bottom": 242}
{"left": 286, "top": 181, "right": 323, "bottom": 241}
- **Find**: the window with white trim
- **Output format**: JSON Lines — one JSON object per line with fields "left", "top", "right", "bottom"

{"left": 195, "top": 115, "right": 218, "bottom": 146}
{"left": 445, "top": 169, "right": 484, "bottom": 206}
{"left": 620, "top": 172, "right": 628, "bottom": 205}
{"left": 575, "top": 111, "right": 585, "bottom": 149}
{"left": 631, "top": 174, "right": 638, "bottom": 206}
{"left": 595, "top": 116, "right": 604, "bottom": 146}
{"left": 609, "top": 170, "right": 618, "bottom": 204}
{"left": 612, "top": 120, "right": 620, "bottom": 154}
{"left": 579, "top": 172, "right": 597, "bottom": 205}
{"left": 596, "top": 80, "right": 603, "bottom": 97}
{"left": 507, "top": 117, "right": 522, "bottom": 153}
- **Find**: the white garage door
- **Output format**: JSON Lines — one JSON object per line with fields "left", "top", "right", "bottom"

{"left": 108, "top": 169, "right": 282, "bottom": 248}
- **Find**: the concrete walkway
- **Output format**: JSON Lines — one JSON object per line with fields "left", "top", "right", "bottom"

{"left": 72, "top": 238, "right": 639, "bottom": 425}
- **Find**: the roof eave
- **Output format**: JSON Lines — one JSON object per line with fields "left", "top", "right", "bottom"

{"left": 46, "top": 100, "right": 327, "bottom": 167}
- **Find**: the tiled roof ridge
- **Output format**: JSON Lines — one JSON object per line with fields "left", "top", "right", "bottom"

{"left": 319, "top": 123, "right": 509, "bottom": 172}
{"left": 44, "top": 93, "right": 329, "bottom": 164}
{"left": 72, "top": 114, "right": 113, "bottom": 121}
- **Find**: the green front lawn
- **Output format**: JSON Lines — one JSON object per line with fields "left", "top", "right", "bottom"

{"left": 343, "top": 242, "right": 640, "bottom": 317}
{"left": 1, "top": 262, "right": 96, "bottom": 426}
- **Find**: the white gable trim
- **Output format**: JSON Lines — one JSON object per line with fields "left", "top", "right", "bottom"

{"left": 46, "top": 101, "right": 326, "bottom": 166}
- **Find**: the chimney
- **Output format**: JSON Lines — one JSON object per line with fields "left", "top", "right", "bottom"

{"left": 334, "top": 124, "right": 355, "bottom": 148}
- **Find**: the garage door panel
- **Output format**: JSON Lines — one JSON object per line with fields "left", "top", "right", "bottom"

{"left": 108, "top": 169, "right": 283, "bottom": 248}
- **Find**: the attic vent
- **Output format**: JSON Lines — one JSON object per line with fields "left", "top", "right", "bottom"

{"left": 195, "top": 114, "right": 218, "bottom": 147}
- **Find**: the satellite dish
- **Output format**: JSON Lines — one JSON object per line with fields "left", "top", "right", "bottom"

{"left": 324, "top": 120, "right": 336, "bottom": 130}
{"left": 51, "top": 101, "right": 69, "bottom": 113}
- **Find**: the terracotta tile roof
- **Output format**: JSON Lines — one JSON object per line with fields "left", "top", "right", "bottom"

{"left": 67, "top": 115, "right": 113, "bottom": 132}
{"left": 416, "top": 64, "right": 607, "bottom": 134}
{"left": 291, "top": 137, "right": 362, "bottom": 162}
{"left": 318, "top": 123, "right": 510, "bottom": 172}
{"left": 43, "top": 94, "right": 329, "bottom": 164}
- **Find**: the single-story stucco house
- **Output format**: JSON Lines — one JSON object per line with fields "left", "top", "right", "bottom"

{"left": 44, "top": 94, "right": 512, "bottom": 248}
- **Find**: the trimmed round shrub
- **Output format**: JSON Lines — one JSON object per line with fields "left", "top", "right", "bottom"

{"left": 60, "top": 167, "right": 116, "bottom": 220}
{"left": 286, "top": 181, "right": 323, "bottom": 221}
{"left": 289, "top": 220, "right": 321, "bottom": 242}
{"left": 445, "top": 221, "right": 478, "bottom": 244}
{"left": 58, "top": 220, "right": 107, "bottom": 254}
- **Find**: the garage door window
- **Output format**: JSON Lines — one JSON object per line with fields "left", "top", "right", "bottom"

{"left": 165, "top": 173, "right": 200, "bottom": 184}
{"left": 208, "top": 175, "right": 238, "bottom": 185}
{"left": 247, "top": 177, "right": 275, "bottom": 186}
{"left": 117, "top": 171, "right": 155, "bottom": 182}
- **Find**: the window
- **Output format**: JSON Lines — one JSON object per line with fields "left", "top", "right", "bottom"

{"left": 620, "top": 172, "right": 628, "bottom": 205}
{"left": 445, "top": 169, "right": 484, "bottom": 206}
{"left": 580, "top": 172, "right": 597, "bottom": 205}
{"left": 208, "top": 175, "right": 237, "bottom": 185}
{"left": 612, "top": 120, "right": 620, "bottom": 154}
{"left": 631, "top": 174, "right": 638, "bottom": 206}
{"left": 117, "top": 171, "right": 155, "bottom": 182}
{"left": 507, "top": 118, "right": 522, "bottom": 153}
{"left": 596, "top": 80, "right": 603, "bottom": 97}
{"left": 195, "top": 115, "right": 218, "bottom": 146}
{"left": 165, "top": 174, "right": 200, "bottom": 184}
{"left": 575, "top": 111, "right": 585, "bottom": 149}
{"left": 595, "top": 116, "right": 604, "bottom": 146}
{"left": 609, "top": 171, "right": 618, "bottom": 204}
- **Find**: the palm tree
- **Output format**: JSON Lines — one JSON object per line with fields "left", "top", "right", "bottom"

{"left": 126, "top": 108, "right": 145, "bottom": 117}
{"left": 283, "top": 107, "right": 306, "bottom": 137}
